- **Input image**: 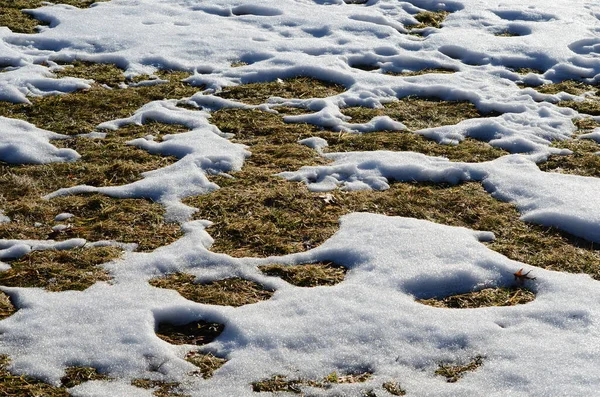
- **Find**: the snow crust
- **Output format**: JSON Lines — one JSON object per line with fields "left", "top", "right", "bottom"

{"left": 1, "top": 0, "right": 600, "bottom": 396}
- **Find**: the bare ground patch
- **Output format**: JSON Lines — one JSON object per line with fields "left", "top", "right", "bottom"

{"left": 252, "top": 371, "right": 371, "bottom": 393}
{"left": 0, "top": 355, "right": 70, "bottom": 396}
{"left": 259, "top": 262, "right": 347, "bottom": 287}
{"left": 156, "top": 320, "right": 225, "bottom": 346}
{"left": 149, "top": 273, "right": 274, "bottom": 307}
{"left": 0, "top": 291, "right": 16, "bottom": 320}
{"left": 185, "top": 352, "right": 227, "bottom": 379}
{"left": 417, "top": 287, "right": 535, "bottom": 309}
{"left": 131, "top": 379, "right": 188, "bottom": 397}
{"left": 0, "top": 246, "right": 119, "bottom": 291}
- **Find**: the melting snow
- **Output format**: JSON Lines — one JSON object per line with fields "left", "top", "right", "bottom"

{"left": 1, "top": 0, "right": 600, "bottom": 395}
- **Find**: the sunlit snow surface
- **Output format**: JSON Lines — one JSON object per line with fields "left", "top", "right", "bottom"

{"left": 2, "top": 0, "right": 600, "bottom": 395}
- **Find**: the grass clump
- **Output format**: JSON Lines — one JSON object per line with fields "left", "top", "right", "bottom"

{"left": 435, "top": 356, "right": 484, "bottom": 383}
{"left": 156, "top": 320, "right": 224, "bottom": 346}
{"left": 216, "top": 77, "right": 346, "bottom": 105}
{"left": 341, "top": 96, "right": 489, "bottom": 131}
{"left": 383, "top": 381, "right": 406, "bottom": 396}
{"left": 0, "top": 292, "right": 16, "bottom": 320}
{"left": 185, "top": 352, "right": 227, "bottom": 379}
{"left": 60, "top": 366, "right": 109, "bottom": 388}
{"left": 149, "top": 273, "right": 274, "bottom": 307}
{"left": 407, "top": 11, "right": 450, "bottom": 30}
{"left": 417, "top": 287, "right": 535, "bottom": 309}
{"left": 0, "top": 355, "right": 70, "bottom": 396}
{"left": 533, "top": 81, "right": 600, "bottom": 115}
{"left": 387, "top": 68, "right": 456, "bottom": 76}
{"left": 252, "top": 371, "right": 371, "bottom": 393}
{"left": 259, "top": 261, "right": 347, "bottom": 287}
{"left": 131, "top": 379, "right": 188, "bottom": 397}
{"left": 0, "top": 246, "right": 119, "bottom": 291}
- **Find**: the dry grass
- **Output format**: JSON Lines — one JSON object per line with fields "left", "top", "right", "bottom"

{"left": 131, "top": 379, "right": 188, "bottom": 397}
{"left": 387, "top": 68, "right": 456, "bottom": 76}
{"left": 407, "top": 11, "right": 450, "bottom": 30}
{"left": 185, "top": 352, "right": 227, "bottom": 379}
{"left": 258, "top": 262, "right": 347, "bottom": 287}
{"left": 252, "top": 371, "right": 371, "bottom": 393}
{"left": 417, "top": 287, "right": 535, "bottom": 309}
{"left": 0, "top": 292, "right": 16, "bottom": 320}
{"left": 0, "top": 0, "right": 109, "bottom": 34}
{"left": 156, "top": 320, "right": 225, "bottom": 346}
{"left": 0, "top": 355, "right": 69, "bottom": 396}
{"left": 383, "top": 381, "right": 406, "bottom": 396}
{"left": 60, "top": 366, "right": 109, "bottom": 388}
{"left": 149, "top": 273, "right": 274, "bottom": 307}
{"left": 0, "top": 246, "right": 119, "bottom": 291}
{"left": 435, "top": 355, "right": 484, "bottom": 383}
{"left": 216, "top": 77, "right": 346, "bottom": 105}
{"left": 539, "top": 139, "right": 600, "bottom": 177}
{"left": 341, "top": 96, "right": 492, "bottom": 131}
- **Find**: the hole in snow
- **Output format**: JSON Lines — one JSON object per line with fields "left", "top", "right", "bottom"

{"left": 131, "top": 379, "right": 184, "bottom": 396}
{"left": 149, "top": 273, "right": 275, "bottom": 307}
{"left": 417, "top": 286, "right": 535, "bottom": 309}
{"left": 155, "top": 320, "right": 225, "bottom": 346}
{"left": 259, "top": 261, "right": 347, "bottom": 287}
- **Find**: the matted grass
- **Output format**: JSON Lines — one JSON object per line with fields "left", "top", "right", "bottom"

{"left": 149, "top": 273, "right": 274, "bottom": 307}
{"left": 0, "top": 355, "right": 69, "bottom": 396}
{"left": 185, "top": 352, "right": 227, "bottom": 379}
{"left": 386, "top": 68, "right": 456, "bottom": 76}
{"left": 156, "top": 320, "right": 225, "bottom": 346}
{"left": 539, "top": 139, "right": 600, "bottom": 177}
{"left": 216, "top": 77, "right": 346, "bottom": 105}
{"left": 383, "top": 381, "right": 406, "bottom": 396}
{"left": 0, "top": 0, "right": 109, "bottom": 34}
{"left": 258, "top": 262, "right": 347, "bottom": 287}
{"left": 341, "top": 96, "right": 490, "bottom": 131}
{"left": 61, "top": 366, "right": 109, "bottom": 388}
{"left": 131, "top": 379, "right": 188, "bottom": 397}
{"left": 533, "top": 81, "right": 600, "bottom": 115}
{"left": 435, "top": 356, "right": 484, "bottom": 383}
{"left": 0, "top": 292, "right": 16, "bottom": 320}
{"left": 417, "top": 287, "right": 535, "bottom": 309}
{"left": 252, "top": 371, "right": 371, "bottom": 393}
{"left": 0, "top": 246, "right": 119, "bottom": 291}
{"left": 407, "top": 11, "right": 450, "bottom": 30}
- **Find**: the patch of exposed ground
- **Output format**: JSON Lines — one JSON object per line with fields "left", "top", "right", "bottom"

{"left": 215, "top": 77, "right": 346, "bottom": 105}
{"left": 341, "top": 96, "right": 492, "bottom": 131}
{"left": 534, "top": 81, "right": 600, "bottom": 115}
{"left": 539, "top": 138, "right": 600, "bottom": 177}
{"left": 185, "top": 352, "right": 227, "bottom": 379}
{"left": 0, "top": 291, "right": 16, "bottom": 320}
{"left": 61, "top": 366, "right": 109, "bottom": 388}
{"left": 156, "top": 320, "right": 225, "bottom": 346}
{"left": 417, "top": 287, "right": 535, "bottom": 309}
{"left": 131, "top": 379, "right": 189, "bottom": 397}
{"left": 149, "top": 273, "right": 274, "bottom": 307}
{"left": 0, "top": 0, "right": 109, "bottom": 34}
{"left": 259, "top": 262, "right": 347, "bottom": 287}
{"left": 0, "top": 355, "right": 70, "bottom": 396}
{"left": 383, "top": 381, "right": 406, "bottom": 396}
{"left": 435, "top": 356, "right": 484, "bottom": 383}
{"left": 180, "top": 99, "right": 600, "bottom": 280}
{"left": 252, "top": 371, "right": 371, "bottom": 393}
{"left": 0, "top": 246, "right": 118, "bottom": 291}
{"left": 386, "top": 68, "right": 456, "bottom": 76}
{"left": 407, "top": 10, "right": 450, "bottom": 30}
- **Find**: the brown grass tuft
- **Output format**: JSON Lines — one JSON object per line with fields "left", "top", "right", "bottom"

{"left": 185, "top": 352, "right": 227, "bottom": 379}
{"left": 252, "top": 371, "right": 371, "bottom": 393}
{"left": 61, "top": 366, "right": 109, "bottom": 388}
{"left": 435, "top": 355, "right": 484, "bottom": 383}
{"left": 0, "top": 355, "right": 70, "bottom": 396}
{"left": 131, "top": 379, "right": 189, "bottom": 397}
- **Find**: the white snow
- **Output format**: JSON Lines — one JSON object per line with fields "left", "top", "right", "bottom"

{"left": 0, "top": 116, "right": 80, "bottom": 164}
{"left": 1, "top": 0, "right": 600, "bottom": 395}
